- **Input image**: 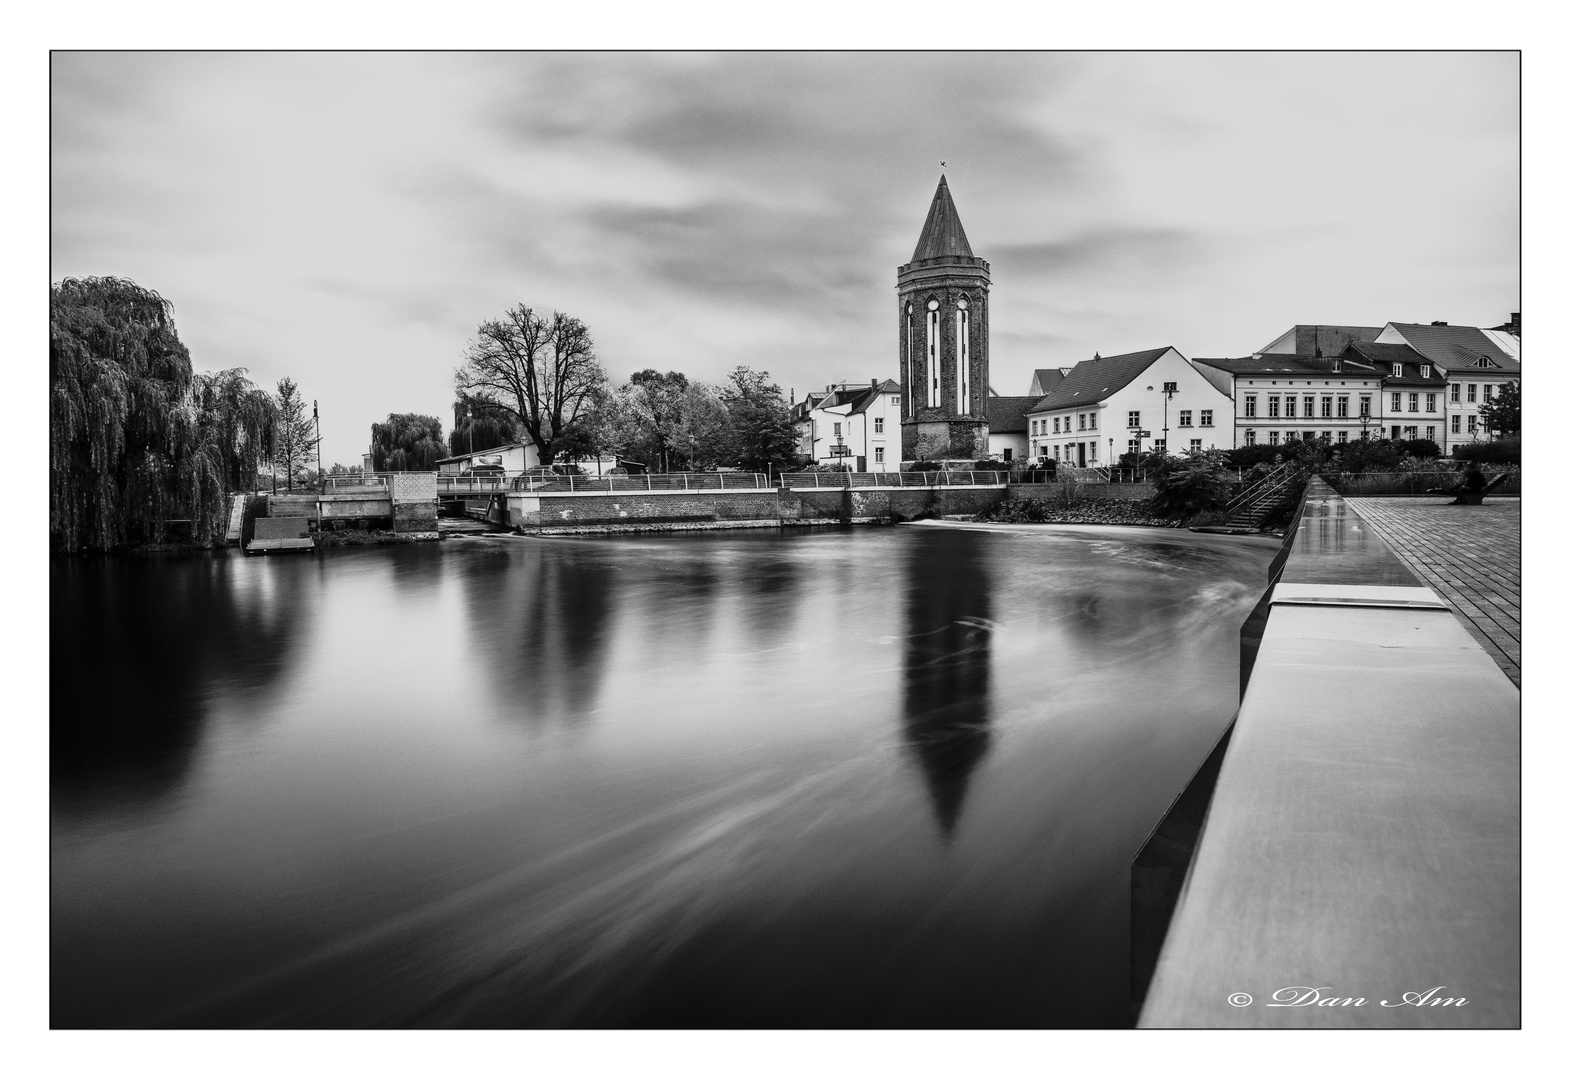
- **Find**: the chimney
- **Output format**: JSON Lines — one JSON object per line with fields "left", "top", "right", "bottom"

{"left": 1431, "top": 320, "right": 1449, "bottom": 326}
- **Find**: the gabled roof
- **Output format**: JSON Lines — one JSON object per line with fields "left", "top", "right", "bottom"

{"left": 1026, "top": 348, "right": 1173, "bottom": 413}
{"left": 1257, "top": 325, "right": 1384, "bottom": 357}
{"left": 910, "top": 175, "right": 975, "bottom": 262}
{"left": 1382, "top": 323, "right": 1521, "bottom": 375}
{"left": 801, "top": 380, "right": 902, "bottom": 416}
{"left": 1342, "top": 342, "right": 1447, "bottom": 385}
{"left": 1027, "top": 367, "right": 1071, "bottom": 398}
{"left": 849, "top": 379, "right": 903, "bottom": 414}
{"left": 986, "top": 396, "right": 1037, "bottom": 434}
{"left": 1192, "top": 355, "right": 1379, "bottom": 378}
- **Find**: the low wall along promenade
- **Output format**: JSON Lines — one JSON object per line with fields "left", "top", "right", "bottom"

{"left": 1136, "top": 477, "right": 1520, "bottom": 1029}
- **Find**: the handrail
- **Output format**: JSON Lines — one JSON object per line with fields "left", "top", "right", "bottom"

{"left": 1226, "top": 462, "right": 1294, "bottom": 513}
{"left": 778, "top": 471, "right": 1007, "bottom": 489}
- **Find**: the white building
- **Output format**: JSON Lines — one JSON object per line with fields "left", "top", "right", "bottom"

{"left": 1025, "top": 347, "right": 1235, "bottom": 465}
{"left": 1191, "top": 353, "right": 1387, "bottom": 450}
{"left": 792, "top": 380, "right": 904, "bottom": 471}
{"left": 434, "top": 441, "right": 541, "bottom": 475}
{"left": 1373, "top": 321, "right": 1520, "bottom": 452}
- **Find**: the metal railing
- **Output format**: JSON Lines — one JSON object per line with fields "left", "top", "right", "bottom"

{"left": 1323, "top": 469, "right": 1521, "bottom": 497}
{"left": 1226, "top": 462, "right": 1294, "bottom": 513}
{"left": 779, "top": 471, "right": 1007, "bottom": 489}
{"left": 321, "top": 475, "right": 389, "bottom": 492}
{"left": 431, "top": 471, "right": 771, "bottom": 495}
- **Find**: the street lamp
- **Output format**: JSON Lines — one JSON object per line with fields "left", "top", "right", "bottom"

{"left": 466, "top": 404, "right": 474, "bottom": 458}
{"left": 1150, "top": 381, "right": 1179, "bottom": 456}
{"left": 313, "top": 400, "right": 322, "bottom": 489}
{"left": 1360, "top": 403, "right": 1371, "bottom": 440}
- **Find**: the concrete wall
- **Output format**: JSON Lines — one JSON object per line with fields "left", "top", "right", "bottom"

{"left": 503, "top": 484, "right": 1011, "bottom": 529}
{"left": 390, "top": 472, "right": 438, "bottom": 532}
{"left": 1009, "top": 482, "right": 1154, "bottom": 501}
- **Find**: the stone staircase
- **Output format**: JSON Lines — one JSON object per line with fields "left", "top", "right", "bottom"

{"left": 224, "top": 494, "right": 245, "bottom": 545}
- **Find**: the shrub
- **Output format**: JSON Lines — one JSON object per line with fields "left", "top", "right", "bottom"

{"left": 1149, "top": 450, "right": 1234, "bottom": 518}
{"left": 1452, "top": 436, "right": 1520, "bottom": 465}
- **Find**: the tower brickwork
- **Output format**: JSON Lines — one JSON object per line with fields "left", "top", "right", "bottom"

{"left": 898, "top": 176, "right": 991, "bottom": 462}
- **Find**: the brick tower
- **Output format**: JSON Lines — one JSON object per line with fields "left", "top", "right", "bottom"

{"left": 898, "top": 175, "right": 991, "bottom": 462}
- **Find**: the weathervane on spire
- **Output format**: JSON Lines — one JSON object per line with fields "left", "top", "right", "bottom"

{"left": 939, "top": 160, "right": 947, "bottom": 169}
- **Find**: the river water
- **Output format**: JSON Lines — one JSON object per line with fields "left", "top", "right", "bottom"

{"left": 51, "top": 523, "right": 1277, "bottom": 1028}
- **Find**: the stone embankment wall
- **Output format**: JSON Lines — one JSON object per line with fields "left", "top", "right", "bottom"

{"left": 503, "top": 485, "right": 1017, "bottom": 530}
{"left": 1009, "top": 481, "right": 1155, "bottom": 501}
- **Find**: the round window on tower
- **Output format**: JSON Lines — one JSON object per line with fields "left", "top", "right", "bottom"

{"left": 927, "top": 299, "right": 939, "bottom": 311}
{"left": 957, "top": 297, "right": 968, "bottom": 310}
{"left": 905, "top": 303, "right": 913, "bottom": 314}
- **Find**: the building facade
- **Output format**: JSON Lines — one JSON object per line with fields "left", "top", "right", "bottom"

{"left": 793, "top": 380, "right": 904, "bottom": 471}
{"left": 1192, "top": 354, "right": 1386, "bottom": 449}
{"left": 898, "top": 176, "right": 991, "bottom": 462}
{"left": 1025, "top": 347, "right": 1235, "bottom": 465}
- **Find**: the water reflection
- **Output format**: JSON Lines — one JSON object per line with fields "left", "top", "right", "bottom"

{"left": 902, "top": 531, "right": 993, "bottom": 837}
{"left": 50, "top": 553, "right": 310, "bottom": 818}
{"left": 459, "top": 543, "right": 616, "bottom": 727}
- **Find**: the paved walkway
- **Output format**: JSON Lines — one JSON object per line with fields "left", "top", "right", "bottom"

{"left": 1346, "top": 497, "right": 1521, "bottom": 687}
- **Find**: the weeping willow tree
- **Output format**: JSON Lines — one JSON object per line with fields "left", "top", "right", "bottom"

{"left": 50, "top": 276, "right": 277, "bottom": 552}
{"left": 370, "top": 413, "right": 446, "bottom": 472}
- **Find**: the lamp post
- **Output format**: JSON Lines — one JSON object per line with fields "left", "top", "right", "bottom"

{"left": 313, "top": 400, "right": 322, "bottom": 490}
{"left": 466, "top": 404, "right": 474, "bottom": 459}
{"left": 1158, "top": 381, "right": 1178, "bottom": 455}
{"left": 1360, "top": 404, "right": 1371, "bottom": 440}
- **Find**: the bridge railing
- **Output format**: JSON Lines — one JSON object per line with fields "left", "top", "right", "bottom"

{"left": 496, "top": 472, "right": 772, "bottom": 494}
{"left": 321, "top": 475, "right": 389, "bottom": 493}
{"left": 779, "top": 471, "right": 1008, "bottom": 489}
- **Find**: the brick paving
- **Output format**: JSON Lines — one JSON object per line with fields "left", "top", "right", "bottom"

{"left": 1346, "top": 497, "right": 1521, "bottom": 687}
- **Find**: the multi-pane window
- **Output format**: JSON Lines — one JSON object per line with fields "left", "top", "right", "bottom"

{"left": 1467, "top": 384, "right": 1477, "bottom": 402}
{"left": 1451, "top": 415, "right": 1460, "bottom": 434}
{"left": 1284, "top": 431, "right": 1297, "bottom": 442}
{"left": 1154, "top": 439, "right": 1166, "bottom": 453}
{"left": 1178, "top": 410, "right": 1193, "bottom": 427}
{"left": 1285, "top": 397, "right": 1297, "bottom": 418}
{"left": 833, "top": 422, "right": 842, "bottom": 436}
{"left": 1200, "top": 410, "right": 1213, "bottom": 426}
{"left": 1088, "top": 413, "right": 1097, "bottom": 430}
{"left": 1078, "top": 413, "right": 1086, "bottom": 431}
{"left": 1392, "top": 363, "right": 1404, "bottom": 377}
{"left": 1337, "top": 431, "right": 1348, "bottom": 444}
{"left": 890, "top": 396, "right": 900, "bottom": 407}
{"left": 1320, "top": 397, "right": 1333, "bottom": 418}
{"left": 1053, "top": 417, "right": 1060, "bottom": 433}
{"left": 1268, "top": 396, "right": 1280, "bottom": 418}
{"left": 1468, "top": 415, "right": 1477, "bottom": 433}
{"left": 1088, "top": 444, "right": 1097, "bottom": 462}
{"left": 1127, "top": 439, "right": 1140, "bottom": 455}
{"left": 1322, "top": 431, "right": 1332, "bottom": 441}
{"left": 874, "top": 417, "right": 884, "bottom": 433}
{"left": 1390, "top": 393, "right": 1402, "bottom": 412}
{"left": 1268, "top": 431, "right": 1280, "bottom": 446}
{"left": 1359, "top": 396, "right": 1372, "bottom": 417}
{"left": 1244, "top": 396, "right": 1257, "bottom": 418}
{"left": 1190, "top": 438, "right": 1203, "bottom": 452}
{"left": 1127, "top": 411, "right": 1141, "bottom": 429}
{"left": 1450, "top": 384, "right": 1460, "bottom": 402}
{"left": 1425, "top": 394, "right": 1436, "bottom": 413}
{"left": 1245, "top": 429, "right": 1256, "bottom": 445}
{"left": 1336, "top": 396, "right": 1349, "bottom": 418}
{"left": 1426, "top": 426, "right": 1436, "bottom": 439}
{"left": 1030, "top": 420, "right": 1038, "bottom": 436}
{"left": 1408, "top": 393, "right": 1419, "bottom": 412}
{"left": 1484, "top": 384, "right": 1494, "bottom": 400}
{"left": 874, "top": 446, "right": 885, "bottom": 463}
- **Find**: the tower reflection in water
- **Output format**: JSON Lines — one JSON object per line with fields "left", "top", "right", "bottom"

{"left": 901, "top": 529, "right": 994, "bottom": 837}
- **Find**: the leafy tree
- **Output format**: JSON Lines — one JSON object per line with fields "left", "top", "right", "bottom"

{"left": 271, "top": 378, "right": 318, "bottom": 490}
{"left": 454, "top": 303, "right": 607, "bottom": 464}
{"left": 670, "top": 383, "right": 732, "bottom": 470}
{"left": 370, "top": 413, "right": 446, "bottom": 472}
{"left": 449, "top": 394, "right": 519, "bottom": 458}
{"left": 50, "top": 276, "right": 244, "bottom": 551}
{"left": 192, "top": 367, "right": 278, "bottom": 494}
{"left": 718, "top": 366, "right": 796, "bottom": 471}
{"left": 1149, "top": 449, "right": 1234, "bottom": 518}
{"left": 1479, "top": 380, "right": 1520, "bottom": 436}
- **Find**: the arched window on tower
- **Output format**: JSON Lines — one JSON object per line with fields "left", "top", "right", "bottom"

{"left": 955, "top": 297, "right": 970, "bottom": 415}
{"left": 905, "top": 303, "right": 914, "bottom": 419}
{"left": 926, "top": 299, "right": 940, "bottom": 409}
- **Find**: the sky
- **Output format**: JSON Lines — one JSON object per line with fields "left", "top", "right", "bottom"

{"left": 51, "top": 51, "right": 1520, "bottom": 466}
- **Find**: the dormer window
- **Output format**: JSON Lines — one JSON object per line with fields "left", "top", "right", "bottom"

{"left": 1391, "top": 362, "right": 1403, "bottom": 378}
{"left": 1331, "top": 359, "right": 1341, "bottom": 372}
{"left": 1420, "top": 364, "right": 1431, "bottom": 378}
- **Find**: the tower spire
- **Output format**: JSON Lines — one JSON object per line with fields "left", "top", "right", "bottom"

{"left": 910, "top": 175, "right": 974, "bottom": 262}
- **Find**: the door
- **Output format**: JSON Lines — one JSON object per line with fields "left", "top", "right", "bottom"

{"left": 1077, "top": 442, "right": 1086, "bottom": 467}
